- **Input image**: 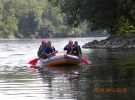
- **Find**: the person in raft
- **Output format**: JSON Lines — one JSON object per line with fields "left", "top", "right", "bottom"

{"left": 37, "top": 40, "right": 47, "bottom": 58}
{"left": 63, "top": 40, "right": 74, "bottom": 54}
{"left": 71, "top": 41, "right": 82, "bottom": 57}
{"left": 41, "top": 41, "right": 58, "bottom": 59}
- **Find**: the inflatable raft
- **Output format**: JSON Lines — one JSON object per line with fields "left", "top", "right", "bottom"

{"left": 43, "top": 54, "right": 81, "bottom": 66}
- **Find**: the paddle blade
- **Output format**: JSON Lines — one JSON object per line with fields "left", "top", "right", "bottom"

{"left": 30, "top": 65, "right": 38, "bottom": 69}
{"left": 82, "top": 58, "right": 90, "bottom": 65}
{"left": 29, "top": 58, "right": 39, "bottom": 65}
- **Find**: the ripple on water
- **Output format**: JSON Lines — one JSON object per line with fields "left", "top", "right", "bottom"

{"left": 0, "top": 64, "right": 82, "bottom": 99}
{"left": 1, "top": 38, "right": 135, "bottom": 100}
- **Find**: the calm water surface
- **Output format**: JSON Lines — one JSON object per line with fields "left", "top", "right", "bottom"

{"left": 0, "top": 37, "right": 135, "bottom": 100}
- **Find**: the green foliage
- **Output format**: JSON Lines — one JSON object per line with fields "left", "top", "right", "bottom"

{"left": 117, "top": 16, "right": 135, "bottom": 37}
{"left": 48, "top": 0, "right": 135, "bottom": 37}
{"left": 0, "top": 0, "right": 105, "bottom": 38}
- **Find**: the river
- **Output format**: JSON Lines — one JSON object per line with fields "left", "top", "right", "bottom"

{"left": 0, "top": 37, "right": 135, "bottom": 100}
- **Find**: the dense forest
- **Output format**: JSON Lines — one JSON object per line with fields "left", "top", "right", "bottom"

{"left": 0, "top": 0, "right": 106, "bottom": 39}
{"left": 48, "top": 0, "right": 135, "bottom": 38}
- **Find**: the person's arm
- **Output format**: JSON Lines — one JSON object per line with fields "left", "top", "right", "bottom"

{"left": 37, "top": 45, "right": 44, "bottom": 57}
{"left": 79, "top": 46, "right": 82, "bottom": 55}
{"left": 64, "top": 45, "right": 68, "bottom": 50}
{"left": 37, "top": 46, "right": 41, "bottom": 57}
{"left": 52, "top": 46, "right": 55, "bottom": 52}
{"left": 42, "top": 47, "right": 50, "bottom": 56}
{"left": 78, "top": 46, "right": 82, "bottom": 56}
{"left": 51, "top": 46, "right": 58, "bottom": 55}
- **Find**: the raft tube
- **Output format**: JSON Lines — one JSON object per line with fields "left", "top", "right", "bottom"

{"left": 43, "top": 54, "right": 81, "bottom": 66}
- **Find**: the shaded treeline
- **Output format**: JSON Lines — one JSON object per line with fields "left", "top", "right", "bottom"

{"left": 48, "top": 0, "right": 135, "bottom": 37}
{"left": 0, "top": 0, "right": 105, "bottom": 39}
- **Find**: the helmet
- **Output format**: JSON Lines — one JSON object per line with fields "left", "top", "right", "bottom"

{"left": 74, "top": 41, "right": 78, "bottom": 44}
{"left": 41, "top": 40, "right": 47, "bottom": 45}
{"left": 69, "top": 40, "right": 73, "bottom": 43}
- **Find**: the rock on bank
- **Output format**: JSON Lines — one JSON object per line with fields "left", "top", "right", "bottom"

{"left": 82, "top": 36, "right": 135, "bottom": 49}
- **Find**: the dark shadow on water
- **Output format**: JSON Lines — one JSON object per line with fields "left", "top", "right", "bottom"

{"left": 37, "top": 64, "right": 83, "bottom": 83}
{"left": 79, "top": 49, "right": 135, "bottom": 100}
{"left": 28, "top": 49, "right": 135, "bottom": 100}
{"left": 38, "top": 65, "right": 83, "bottom": 80}
{"left": 35, "top": 64, "right": 84, "bottom": 99}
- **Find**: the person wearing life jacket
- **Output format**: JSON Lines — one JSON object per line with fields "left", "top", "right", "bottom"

{"left": 41, "top": 41, "right": 58, "bottom": 59}
{"left": 37, "top": 40, "right": 47, "bottom": 57}
{"left": 71, "top": 41, "right": 82, "bottom": 57}
{"left": 64, "top": 40, "right": 74, "bottom": 54}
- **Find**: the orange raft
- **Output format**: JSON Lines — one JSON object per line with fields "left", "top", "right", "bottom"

{"left": 43, "top": 54, "right": 81, "bottom": 66}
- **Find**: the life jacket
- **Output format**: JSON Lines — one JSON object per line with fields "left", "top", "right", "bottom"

{"left": 67, "top": 46, "right": 71, "bottom": 54}
{"left": 41, "top": 46, "right": 55, "bottom": 59}
{"left": 72, "top": 46, "right": 82, "bottom": 56}
{"left": 44, "top": 46, "right": 54, "bottom": 54}
{"left": 64, "top": 44, "right": 74, "bottom": 54}
{"left": 37, "top": 45, "right": 46, "bottom": 57}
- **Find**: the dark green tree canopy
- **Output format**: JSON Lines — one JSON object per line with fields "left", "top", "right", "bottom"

{"left": 48, "top": 0, "right": 135, "bottom": 36}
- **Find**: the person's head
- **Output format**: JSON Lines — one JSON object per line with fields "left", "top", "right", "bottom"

{"left": 74, "top": 41, "right": 78, "bottom": 46}
{"left": 47, "top": 41, "right": 51, "bottom": 47}
{"left": 68, "top": 40, "right": 73, "bottom": 46}
{"left": 41, "top": 40, "right": 47, "bottom": 46}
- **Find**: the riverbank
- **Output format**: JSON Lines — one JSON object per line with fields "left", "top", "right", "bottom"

{"left": 82, "top": 36, "right": 135, "bottom": 49}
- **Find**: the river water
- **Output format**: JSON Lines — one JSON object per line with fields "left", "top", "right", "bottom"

{"left": 0, "top": 37, "right": 135, "bottom": 100}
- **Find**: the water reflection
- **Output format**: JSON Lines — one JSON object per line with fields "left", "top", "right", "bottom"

{"left": 38, "top": 65, "right": 82, "bottom": 82}
{"left": 80, "top": 49, "right": 135, "bottom": 100}
{"left": 1, "top": 38, "right": 135, "bottom": 100}
{"left": 35, "top": 65, "right": 83, "bottom": 99}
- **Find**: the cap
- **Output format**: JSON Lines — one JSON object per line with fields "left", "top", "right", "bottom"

{"left": 74, "top": 41, "right": 78, "bottom": 44}
{"left": 42, "top": 40, "right": 47, "bottom": 45}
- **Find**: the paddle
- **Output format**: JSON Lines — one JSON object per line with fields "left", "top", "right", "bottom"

{"left": 29, "top": 50, "right": 58, "bottom": 65}
{"left": 29, "top": 58, "right": 39, "bottom": 65}
{"left": 30, "top": 65, "right": 38, "bottom": 69}
{"left": 76, "top": 46, "right": 90, "bottom": 65}
{"left": 80, "top": 56, "right": 90, "bottom": 65}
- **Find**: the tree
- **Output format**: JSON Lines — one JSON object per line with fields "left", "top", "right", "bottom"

{"left": 48, "top": 0, "right": 135, "bottom": 36}
{"left": 0, "top": 0, "right": 105, "bottom": 38}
